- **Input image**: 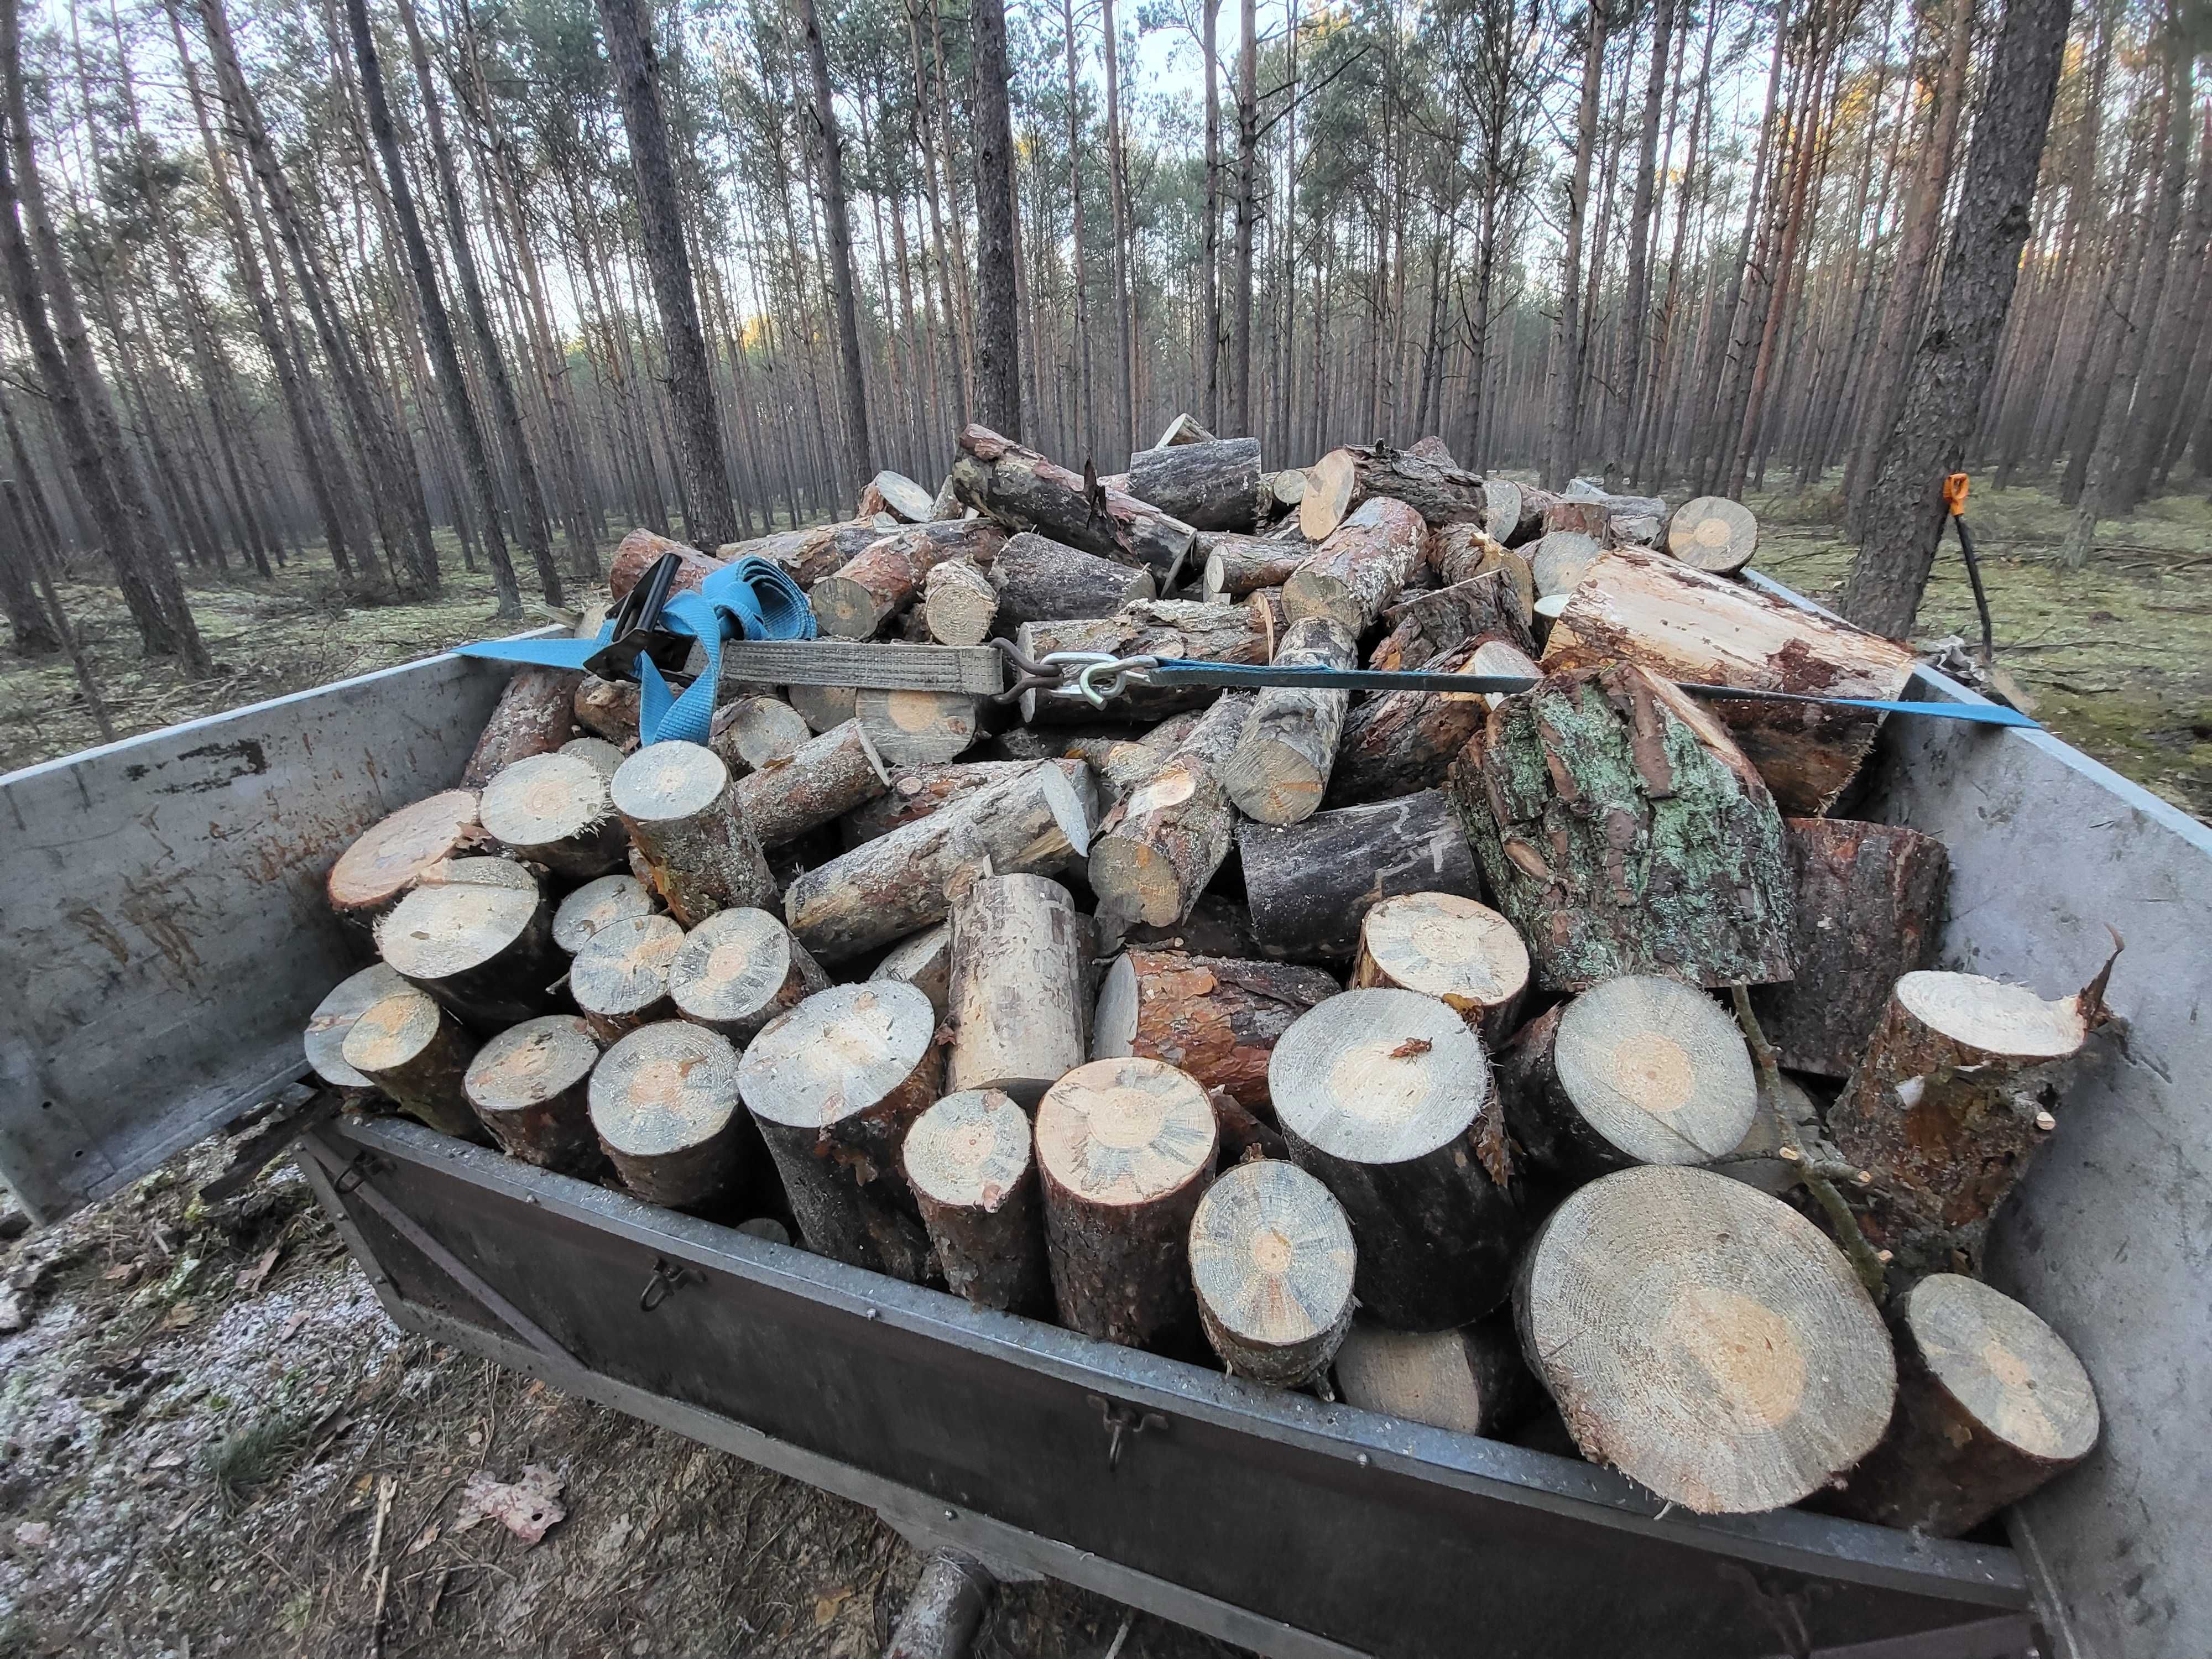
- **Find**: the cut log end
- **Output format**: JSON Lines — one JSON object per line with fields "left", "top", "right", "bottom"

{"left": 1352, "top": 894, "right": 1529, "bottom": 1044}
{"left": 856, "top": 688, "right": 980, "bottom": 766}
{"left": 871, "top": 924, "right": 953, "bottom": 1018}
{"left": 570, "top": 913, "right": 686, "bottom": 1041}
{"left": 327, "top": 789, "right": 482, "bottom": 916}
{"left": 479, "top": 753, "right": 622, "bottom": 879}
{"left": 1552, "top": 976, "right": 1759, "bottom": 1167}
{"left": 924, "top": 558, "right": 1000, "bottom": 646}
{"left": 338, "top": 986, "right": 479, "bottom": 1139}
{"left": 1298, "top": 449, "right": 1359, "bottom": 541}
{"left": 735, "top": 981, "right": 940, "bottom": 1130}
{"left": 377, "top": 880, "right": 543, "bottom": 988}
{"left": 1271, "top": 989, "right": 1490, "bottom": 1165}
{"left": 668, "top": 906, "right": 826, "bottom": 1041}
{"left": 463, "top": 1014, "right": 604, "bottom": 1173}
{"left": 306, "top": 962, "right": 413, "bottom": 1091}
{"left": 904, "top": 1088, "right": 1034, "bottom": 1212}
{"left": 1666, "top": 497, "right": 1760, "bottom": 574}
{"left": 1530, "top": 531, "right": 1603, "bottom": 597}
{"left": 1894, "top": 969, "right": 2088, "bottom": 1060}
{"left": 712, "top": 696, "right": 812, "bottom": 773}
{"left": 551, "top": 873, "right": 655, "bottom": 955}
{"left": 1189, "top": 1158, "right": 1357, "bottom": 1386}
{"left": 1036, "top": 1057, "right": 1219, "bottom": 1209}
{"left": 610, "top": 739, "right": 729, "bottom": 825}
{"left": 1332, "top": 1316, "right": 1537, "bottom": 1439}
{"left": 587, "top": 1021, "right": 746, "bottom": 1209}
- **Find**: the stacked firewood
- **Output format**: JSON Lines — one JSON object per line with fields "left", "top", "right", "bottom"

{"left": 306, "top": 423, "right": 2107, "bottom": 1533}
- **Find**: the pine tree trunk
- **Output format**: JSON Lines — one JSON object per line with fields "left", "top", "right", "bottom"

{"left": 970, "top": 0, "right": 1021, "bottom": 436}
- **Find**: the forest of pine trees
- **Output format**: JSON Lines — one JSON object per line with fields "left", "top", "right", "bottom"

{"left": 0, "top": 0, "right": 2204, "bottom": 676}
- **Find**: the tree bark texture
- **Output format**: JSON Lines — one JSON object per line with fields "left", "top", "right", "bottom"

{"left": 1125, "top": 436, "right": 1262, "bottom": 531}
{"left": 990, "top": 531, "right": 1157, "bottom": 625}
{"left": 1015, "top": 601, "right": 1265, "bottom": 723}
{"left": 1091, "top": 948, "right": 1338, "bottom": 1110}
{"left": 954, "top": 424, "right": 1196, "bottom": 577}
{"left": 1239, "top": 789, "right": 1479, "bottom": 965}
{"left": 944, "top": 873, "right": 1087, "bottom": 1107}
{"left": 1088, "top": 693, "right": 1253, "bottom": 926}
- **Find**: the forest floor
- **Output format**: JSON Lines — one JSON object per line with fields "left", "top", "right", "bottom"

{"left": 1, "top": 477, "right": 2206, "bottom": 1658}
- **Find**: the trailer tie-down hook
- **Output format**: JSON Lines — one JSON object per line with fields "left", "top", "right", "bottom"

{"left": 638, "top": 1258, "right": 697, "bottom": 1313}
{"left": 1087, "top": 1394, "right": 1167, "bottom": 1472}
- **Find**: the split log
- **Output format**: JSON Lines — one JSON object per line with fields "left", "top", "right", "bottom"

{"left": 1514, "top": 1165, "right": 1895, "bottom": 1514}
{"left": 1351, "top": 894, "right": 1529, "bottom": 1047}
{"left": 1332, "top": 1314, "right": 1540, "bottom": 1438}
{"left": 922, "top": 557, "right": 999, "bottom": 645}
{"left": 340, "top": 989, "right": 484, "bottom": 1141}
{"left": 569, "top": 912, "right": 687, "bottom": 1043}
{"left": 1126, "top": 436, "right": 1263, "bottom": 531}
{"left": 480, "top": 753, "right": 626, "bottom": 880}
{"left": 709, "top": 695, "right": 812, "bottom": 774}
{"left": 1327, "top": 640, "right": 1492, "bottom": 806}
{"left": 1220, "top": 617, "right": 1356, "bottom": 825}
{"left": 1827, "top": 1274, "right": 2100, "bottom": 1536}
{"left": 1528, "top": 531, "right": 1603, "bottom": 597}
{"left": 1246, "top": 586, "right": 1287, "bottom": 649}
{"left": 1092, "top": 950, "right": 1338, "bottom": 1109}
{"left": 1200, "top": 533, "right": 1305, "bottom": 602}
{"left": 854, "top": 687, "right": 980, "bottom": 766}
{"left": 736, "top": 982, "right": 942, "bottom": 1280}
{"left": 587, "top": 1021, "right": 750, "bottom": 1210}
{"left": 865, "top": 468, "right": 937, "bottom": 524}
{"left": 785, "top": 760, "right": 1097, "bottom": 962}
{"left": 1480, "top": 478, "right": 1556, "bottom": 547}
{"left": 870, "top": 924, "right": 952, "bottom": 1018}
{"left": 1035, "top": 1057, "right": 1219, "bottom": 1349}
{"left": 305, "top": 962, "right": 411, "bottom": 1091}
{"left": 1564, "top": 479, "right": 1668, "bottom": 546}
{"left": 609, "top": 741, "right": 778, "bottom": 926}
{"left": 733, "top": 719, "right": 890, "bottom": 847}
{"left": 1014, "top": 599, "right": 1266, "bottom": 723}
{"left": 1752, "top": 820, "right": 1950, "bottom": 1077}
{"left": 1827, "top": 957, "right": 2114, "bottom": 1278}
{"left": 1240, "top": 790, "right": 1479, "bottom": 965}
{"left": 1540, "top": 545, "right": 1918, "bottom": 812}
{"left": 1282, "top": 497, "right": 1428, "bottom": 635}
{"left": 842, "top": 759, "right": 1058, "bottom": 845}
{"left": 1270, "top": 989, "right": 1520, "bottom": 1331}
{"left": 1496, "top": 976, "right": 1759, "bottom": 1180}
{"left": 573, "top": 674, "right": 641, "bottom": 743}
{"left": 1541, "top": 499, "right": 1613, "bottom": 540}
{"left": 551, "top": 872, "right": 655, "bottom": 953}
{"left": 377, "top": 880, "right": 559, "bottom": 1030}
{"left": 327, "top": 789, "right": 483, "bottom": 924}
{"left": 667, "top": 905, "right": 829, "bottom": 1041}
{"left": 1299, "top": 445, "right": 1485, "bottom": 540}
{"left": 902, "top": 1089, "right": 1052, "bottom": 1314}
{"left": 560, "top": 736, "right": 625, "bottom": 779}
{"left": 1088, "top": 693, "right": 1254, "bottom": 926}
{"left": 462, "top": 1014, "right": 607, "bottom": 1175}
{"left": 1370, "top": 565, "right": 1533, "bottom": 666}
{"left": 788, "top": 682, "right": 859, "bottom": 734}
{"left": 1188, "top": 1158, "right": 1358, "bottom": 1385}
{"left": 1447, "top": 664, "right": 1794, "bottom": 993}
{"left": 811, "top": 519, "right": 1008, "bottom": 639}
{"left": 1666, "top": 497, "right": 1759, "bottom": 573}
{"left": 1154, "top": 411, "right": 1216, "bottom": 447}
{"left": 988, "top": 531, "right": 1156, "bottom": 627}
{"left": 943, "top": 874, "right": 1087, "bottom": 1107}
{"left": 952, "top": 424, "right": 1196, "bottom": 577}
{"left": 462, "top": 669, "right": 582, "bottom": 787}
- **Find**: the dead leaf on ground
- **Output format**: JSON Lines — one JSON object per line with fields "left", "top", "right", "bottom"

{"left": 404, "top": 1522, "right": 440, "bottom": 1556}
{"left": 276, "top": 1311, "right": 308, "bottom": 1345}
{"left": 813, "top": 1584, "right": 855, "bottom": 1626}
{"left": 162, "top": 1300, "right": 199, "bottom": 1329}
{"left": 104, "top": 1261, "right": 142, "bottom": 1284}
{"left": 236, "top": 1245, "right": 282, "bottom": 1295}
{"left": 453, "top": 1464, "right": 565, "bottom": 1544}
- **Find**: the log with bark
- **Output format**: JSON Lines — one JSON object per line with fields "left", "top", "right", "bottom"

{"left": 1299, "top": 445, "right": 1486, "bottom": 540}
{"left": 864, "top": 468, "right": 937, "bottom": 524}
{"left": 854, "top": 687, "right": 981, "bottom": 766}
{"left": 1240, "top": 789, "right": 1480, "bottom": 965}
{"left": 922, "top": 557, "right": 999, "bottom": 645}
{"left": 1370, "top": 566, "right": 1534, "bottom": 665}
{"left": 1752, "top": 820, "right": 1950, "bottom": 1077}
{"left": 462, "top": 669, "right": 582, "bottom": 787}
{"left": 716, "top": 519, "right": 894, "bottom": 588}
{"left": 811, "top": 519, "right": 1008, "bottom": 639}
{"left": 607, "top": 528, "right": 722, "bottom": 601}
{"left": 550, "top": 872, "right": 655, "bottom": 953}
{"left": 1014, "top": 599, "right": 1267, "bottom": 723}
{"left": 1331, "top": 1313, "right": 1541, "bottom": 1438}
{"left": 1564, "top": 479, "right": 1668, "bottom": 547}
{"left": 462, "top": 1014, "right": 607, "bottom": 1175}
{"left": 326, "top": 789, "right": 484, "bottom": 925}
{"left": 1188, "top": 1157, "right": 1358, "bottom": 1386}
{"left": 736, "top": 982, "right": 942, "bottom": 1281}
{"left": 709, "top": 695, "right": 812, "bottom": 774}
{"left": 305, "top": 963, "right": 412, "bottom": 1093}
{"left": 1447, "top": 664, "right": 1794, "bottom": 993}
{"left": 1091, "top": 949, "right": 1338, "bottom": 1109}
{"left": 1126, "top": 436, "right": 1263, "bottom": 531}
{"left": 870, "top": 924, "right": 952, "bottom": 1018}
{"left": 731, "top": 718, "right": 890, "bottom": 847}
{"left": 1270, "top": 989, "right": 1521, "bottom": 1331}
{"left": 377, "top": 879, "right": 559, "bottom": 1030}
{"left": 1350, "top": 894, "right": 1530, "bottom": 1047}
{"left": 587, "top": 1020, "right": 751, "bottom": 1211}
{"left": 1259, "top": 468, "right": 1306, "bottom": 518}
{"left": 901, "top": 1088, "right": 1052, "bottom": 1314}
{"left": 1528, "top": 531, "right": 1603, "bottom": 597}
{"left": 788, "top": 682, "right": 859, "bottom": 735}
{"left": 784, "top": 760, "right": 1097, "bottom": 962}
{"left": 1087, "top": 693, "right": 1253, "bottom": 926}
{"left": 989, "top": 531, "right": 1157, "bottom": 627}
{"left": 841, "top": 758, "right": 1082, "bottom": 844}
{"left": 1199, "top": 533, "right": 1306, "bottom": 602}
{"left": 1514, "top": 1165, "right": 1896, "bottom": 1515}
{"left": 479, "top": 752, "right": 627, "bottom": 880}
{"left": 1540, "top": 545, "right": 1919, "bottom": 812}
{"left": 1666, "top": 497, "right": 1760, "bottom": 573}
{"left": 1282, "top": 497, "right": 1428, "bottom": 636}
{"left": 943, "top": 873, "right": 1088, "bottom": 1107}
{"left": 1327, "top": 640, "right": 1494, "bottom": 807}
{"left": 667, "top": 905, "right": 830, "bottom": 1040}
{"left": 1825, "top": 1274, "right": 2099, "bottom": 1536}
{"left": 568, "top": 912, "right": 686, "bottom": 1042}
{"left": 1541, "top": 499, "right": 1613, "bottom": 540}
{"left": 1122, "top": 893, "right": 1264, "bottom": 961}
{"left": 1035, "top": 1056, "right": 1219, "bottom": 1350}
{"left": 609, "top": 741, "right": 778, "bottom": 925}
{"left": 1480, "top": 478, "right": 1557, "bottom": 547}
{"left": 1221, "top": 616, "right": 1357, "bottom": 825}
{"left": 952, "top": 424, "right": 1196, "bottom": 577}
{"left": 1154, "top": 412, "right": 1215, "bottom": 447}
{"left": 573, "top": 674, "right": 642, "bottom": 743}
{"left": 339, "top": 987, "right": 485, "bottom": 1140}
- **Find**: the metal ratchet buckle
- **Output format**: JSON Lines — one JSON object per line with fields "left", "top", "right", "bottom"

{"left": 584, "top": 548, "right": 694, "bottom": 684}
{"left": 1051, "top": 653, "right": 1159, "bottom": 709}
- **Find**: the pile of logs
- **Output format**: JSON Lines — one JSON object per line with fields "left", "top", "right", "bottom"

{"left": 307, "top": 427, "right": 2109, "bottom": 1533}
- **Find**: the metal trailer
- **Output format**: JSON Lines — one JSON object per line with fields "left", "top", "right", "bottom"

{"left": 3, "top": 635, "right": 2205, "bottom": 1659}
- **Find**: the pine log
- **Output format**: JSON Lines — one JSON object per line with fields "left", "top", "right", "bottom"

{"left": 854, "top": 687, "right": 980, "bottom": 765}
{"left": 415, "top": 856, "right": 538, "bottom": 902}
{"left": 716, "top": 519, "right": 894, "bottom": 588}
{"left": 573, "top": 674, "right": 641, "bottom": 743}
{"left": 587, "top": 1021, "right": 750, "bottom": 1210}
{"left": 1035, "top": 1057, "right": 1219, "bottom": 1349}
{"left": 930, "top": 475, "right": 963, "bottom": 519}
{"left": 1752, "top": 820, "right": 1950, "bottom": 1077}
{"left": 1827, "top": 1274, "right": 2100, "bottom": 1536}
{"left": 609, "top": 741, "right": 778, "bottom": 925}
{"left": 1514, "top": 1165, "right": 1896, "bottom": 1514}
{"left": 1221, "top": 617, "right": 1356, "bottom": 825}
{"left": 1540, "top": 545, "right": 1919, "bottom": 812}
{"left": 785, "top": 760, "right": 1097, "bottom": 962}
{"left": 942, "top": 873, "right": 1087, "bottom": 1106}
{"left": 569, "top": 912, "right": 687, "bottom": 1043}
{"left": 842, "top": 759, "right": 1062, "bottom": 845}
{"left": 1827, "top": 957, "right": 2114, "bottom": 1277}
{"left": 1188, "top": 1158, "right": 1358, "bottom": 1385}
{"left": 1564, "top": 479, "right": 1668, "bottom": 547}
{"left": 870, "top": 924, "right": 952, "bottom": 1018}
{"left": 561, "top": 736, "right": 625, "bottom": 779}
{"left": 462, "top": 669, "right": 582, "bottom": 787}
{"left": 1056, "top": 738, "right": 1165, "bottom": 818}
{"left": 1327, "top": 640, "right": 1492, "bottom": 806}
{"left": 1154, "top": 412, "right": 1215, "bottom": 447}
{"left": 1332, "top": 1313, "right": 1540, "bottom": 1438}
{"left": 1299, "top": 445, "right": 1486, "bottom": 540}
{"left": 1370, "top": 567, "right": 1534, "bottom": 668}
{"left": 1246, "top": 586, "right": 1287, "bottom": 650}
{"left": 551, "top": 872, "right": 655, "bottom": 953}
{"left": 327, "top": 789, "right": 484, "bottom": 924}
{"left": 709, "top": 695, "right": 812, "bottom": 774}
{"left": 1496, "top": 976, "right": 1759, "bottom": 1181}
{"left": 789, "top": 682, "right": 859, "bottom": 734}
{"left": 1200, "top": 533, "right": 1305, "bottom": 602}
{"left": 1666, "top": 497, "right": 1760, "bottom": 573}
{"left": 1541, "top": 499, "right": 1613, "bottom": 540}
{"left": 952, "top": 424, "right": 1196, "bottom": 577}
{"left": 479, "top": 752, "right": 627, "bottom": 880}
{"left": 902, "top": 1088, "right": 1052, "bottom": 1314}
{"left": 607, "top": 529, "right": 721, "bottom": 601}
{"left": 1407, "top": 435, "right": 1456, "bottom": 465}
{"left": 922, "top": 556, "right": 1000, "bottom": 645}
{"left": 736, "top": 982, "right": 942, "bottom": 1280}
{"left": 1014, "top": 599, "right": 1266, "bottom": 723}
{"left": 665, "top": 905, "right": 829, "bottom": 1041}
{"left": 1261, "top": 468, "right": 1306, "bottom": 516}
{"left": 377, "top": 880, "right": 559, "bottom": 1030}
{"left": 1427, "top": 530, "right": 1536, "bottom": 631}
{"left": 1480, "top": 479, "right": 1557, "bottom": 547}
{"left": 1126, "top": 436, "right": 1264, "bottom": 531}
{"left": 462, "top": 1014, "right": 607, "bottom": 1175}
{"left": 1270, "top": 989, "right": 1521, "bottom": 1331}
{"left": 305, "top": 962, "right": 412, "bottom": 1092}
{"left": 811, "top": 519, "right": 1008, "bottom": 639}
{"left": 1240, "top": 790, "right": 1479, "bottom": 965}
{"left": 1092, "top": 950, "right": 1337, "bottom": 1110}
{"left": 1282, "top": 497, "right": 1428, "bottom": 635}
{"left": 339, "top": 986, "right": 484, "bottom": 1139}
{"left": 1123, "top": 893, "right": 1263, "bottom": 961}
{"left": 1088, "top": 693, "right": 1254, "bottom": 926}
{"left": 732, "top": 718, "right": 890, "bottom": 847}
{"left": 1351, "top": 894, "right": 1529, "bottom": 1047}
{"left": 1528, "top": 531, "right": 1603, "bottom": 597}
{"left": 989, "top": 531, "right": 1157, "bottom": 626}
{"left": 867, "top": 469, "right": 937, "bottom": 524}
{"left": 1447, "top": 664, "right": 1794, "bottom": 993}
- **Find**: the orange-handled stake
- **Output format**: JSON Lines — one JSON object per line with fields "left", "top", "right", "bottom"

{"left": 1943, "top": 473, "right": 1970, "bottom": 517}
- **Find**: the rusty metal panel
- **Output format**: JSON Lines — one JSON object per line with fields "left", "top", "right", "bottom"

{"left": 0, "top": 648, "right": 526, "bottom": 1221}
